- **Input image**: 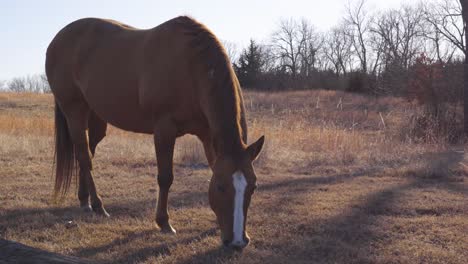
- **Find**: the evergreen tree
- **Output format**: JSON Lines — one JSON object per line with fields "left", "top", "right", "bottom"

{"left": 234, "top": 39, "right": 264, "bottom": 88}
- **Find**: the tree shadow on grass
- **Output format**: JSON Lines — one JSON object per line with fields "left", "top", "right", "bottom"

{"left": 0, "top": 189, "right": 207, "bottom": 237}
{"left": 176, "top": 246, "right": 239, "bottom": 264}
{"left": 2, "top": 150, "right": 464, "bottom": 263}
{"left": 1, "top": 202, "right": 220, "bottom": 263}
{"left": 55, "top": 169, "right": 379, "bottom": 263}
{"left": 0, "top": 238, "right": 95, "bottom": 264}
{"left": 257, "top": 167, "right": 382, "bottom": 215}
{"left": 265, "top": 149, "right": 466, "bottom": 263}
{"left": 259, "top": 168, "right": 378, "bottom": 192}
{"left": 0, "top": 188, "right": 219, "bottom": 263}
{"left": 94, "top": 228, "right": 219, "bottom": 264}
{"left": 296, "top": 181, "right": 417, "bottom": 263}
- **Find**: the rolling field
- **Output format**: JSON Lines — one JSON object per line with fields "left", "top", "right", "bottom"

{"left": 0, "top": 90, "right": 467, "bottom": 263}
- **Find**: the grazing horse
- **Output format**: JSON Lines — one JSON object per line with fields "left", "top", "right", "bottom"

{"left": 46, "top": 16, "right": 265, "bottom": 249}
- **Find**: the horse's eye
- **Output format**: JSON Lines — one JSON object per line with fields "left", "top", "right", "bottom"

{"left": 217, "top": 185, "right": 225, "bottom": 193}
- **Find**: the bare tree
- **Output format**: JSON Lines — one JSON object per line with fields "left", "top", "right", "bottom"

{"left": 425, "top": 0, "right": 465, "bottom": 56}
{"left": 271, "top": 18, "right": 305, "bottom": 80}
{"left": 221, "top": 40, "right": 238, "bottom": 64}
{"left": 368, "top": 14, "right": 385, "bottom": 76}
{"left": 371, "top": 5, "right": 425, "bottom": 70}
{"left": 40, "top": 73, "right": 51, "bottom": 93}
{"left": 324, "top": 23, "right": 354, "bottom": 76}
{"left": 298, "top": 19, "right": 323, "bottom": 77}
{"left": 461, "top": 0, "right": 467, "bottom": 137}
{"left": 367, "top": 5, "right": 427, "bottom": 94}
{"left": 28, "top": 75, "right": 43, "bottom": 93}
{"left": 315, "top": 50, "right": 331, "bottom": 72}
{"left": 259, "top": 44, "right": 277, "bottom": 73}
{"left": 345, "top": 0, "right": 370, "bottom": 73}
{"left": 422, "top": 21, "right": 458, "bottom": 62}
{"left": 421, "top": 0, "right": 466, "bottom": 136}
{"left": 8, "top": 77, "right": 27, "bottom": 92}
{"left": 7, "top": 74, "right": 50, "bottom": 93}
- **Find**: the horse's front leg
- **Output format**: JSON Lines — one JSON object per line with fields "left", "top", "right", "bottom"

{"left": 153, "top": 117, "right": 177, "bottom": 234}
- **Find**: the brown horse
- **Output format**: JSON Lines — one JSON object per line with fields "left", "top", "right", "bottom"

{"left": 45, "top": 16, "right": 264, "bottom": 249}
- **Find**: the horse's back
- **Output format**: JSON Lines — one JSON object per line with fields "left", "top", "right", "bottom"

{"left": 47, "top": 18, "right": 146, "bottom": 131}
{"left": 46, "top": 17, "right": 140, "bottom": 84}
{"left": 46, "top": 17, "right": 202, "bottom": 134}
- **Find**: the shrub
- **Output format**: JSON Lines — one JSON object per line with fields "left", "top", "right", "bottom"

{"left": 346, "top": 71, "right": 367, "bottom": 93}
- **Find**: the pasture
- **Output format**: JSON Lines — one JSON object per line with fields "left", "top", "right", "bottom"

{"left": 0, "top": 90, "right": 466, "bottom": 263}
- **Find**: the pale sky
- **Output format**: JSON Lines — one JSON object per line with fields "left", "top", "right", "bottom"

{"left": 0, "top": 0, "right": 410, "bottom": 80}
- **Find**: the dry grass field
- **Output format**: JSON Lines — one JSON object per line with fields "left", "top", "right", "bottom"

{"left": 0, "top": 90, "right": 466, "bottom": 263}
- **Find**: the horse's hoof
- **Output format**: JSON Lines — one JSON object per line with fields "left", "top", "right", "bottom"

{"left": 93, "top": 207, "right": 110, "bottom": 217}
{"left": 159, "top": 223, "right": 177, "bottom": 234}
{"left": 81, "top": 204, "right": 92, "bottom": 212}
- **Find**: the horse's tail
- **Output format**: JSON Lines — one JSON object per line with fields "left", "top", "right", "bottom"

{"left": 53, "top": 101, "right": 77, "bottom": 198}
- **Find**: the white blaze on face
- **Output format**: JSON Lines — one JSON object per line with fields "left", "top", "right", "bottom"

{"left": 232, "top": 170, "right": 247, "bottom": 244}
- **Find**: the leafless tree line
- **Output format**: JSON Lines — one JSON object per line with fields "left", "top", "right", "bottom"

{"left": 232, "top": 0, "right": 464, "bottom": 95}
{"left": 230, "top": 0, "right": 465, "bottom": 139}
{"left": 1, "top": 0, "right": 464, "bottom": 97}
{"left": 2, "top": 74, "right": 50, "bottom": 93}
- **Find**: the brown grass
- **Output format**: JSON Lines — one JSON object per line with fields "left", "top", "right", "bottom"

{"left": 0, "top": 90, "right": 466, "bottom": 263}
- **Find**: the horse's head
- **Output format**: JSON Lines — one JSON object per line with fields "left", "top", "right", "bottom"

{"left": 208, "top": 136, "right": 265, "bottom": 249}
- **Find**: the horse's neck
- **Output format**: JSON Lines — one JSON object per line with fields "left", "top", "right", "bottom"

{"left": 205, "top": 87, "right": 245, "bottom": 157}
{"left": 211, "top": 121, "right": 244, "bottom": 157}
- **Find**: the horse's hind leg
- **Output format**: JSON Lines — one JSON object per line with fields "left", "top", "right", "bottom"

{"left": 79, "top": 111, "right": 107, "bottom": 212}
{"left": 64, "top": 103, "right": 109, "bottom": 216}
{"left": 78, "top": 170, "right": 91, "bottom": 211}
{"left": 88, "top": 111, "right": 107, "bottom": 156}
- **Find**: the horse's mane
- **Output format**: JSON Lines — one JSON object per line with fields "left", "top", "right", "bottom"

{"left": 174, "top": 16, "right": 245, "bottom": 155}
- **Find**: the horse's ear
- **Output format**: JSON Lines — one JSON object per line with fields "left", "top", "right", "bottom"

{"left": 246, "top": 135, "right": 265, "bottom": 161}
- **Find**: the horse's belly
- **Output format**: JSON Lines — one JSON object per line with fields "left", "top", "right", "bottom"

{"left": 82, "top": 84, "right": 154, "bottom": 134}
{"left": 99, "top": 108, "right": 154, "bottom": 134}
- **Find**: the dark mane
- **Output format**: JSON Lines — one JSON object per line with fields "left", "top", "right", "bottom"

{"left": 175, "top": 16, "right": 245, "bottom": 156}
